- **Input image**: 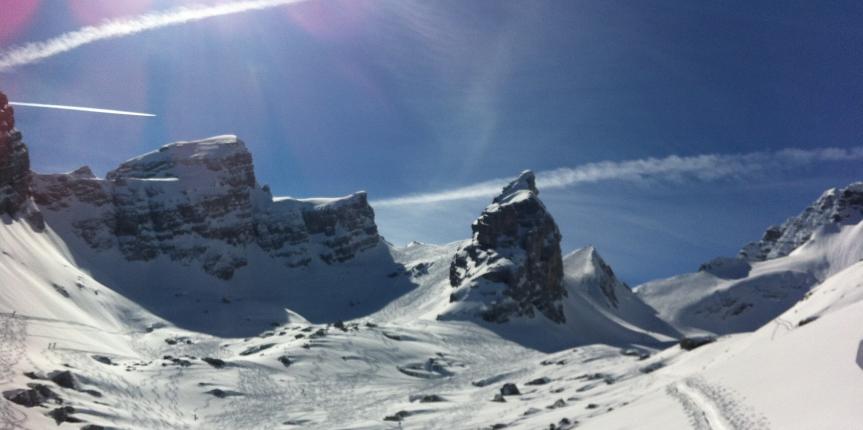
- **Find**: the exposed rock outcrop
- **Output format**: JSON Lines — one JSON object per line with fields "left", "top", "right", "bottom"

{"left": 31, "top": 135, "right": 381, "bottom": 279}
{"left": 0, "top": 128, "right": 29, "bottom": 216}
{"left": 448, "top": 170, "right": 566, "bottom": 323}
{"left": 0, "top": 91, "right": 28, "bottom": 215}
{"left": 698, "top": 256, "right": 752, "bottom": 279}
{"left": 739, "top": 182, "right": 863, "bottom": 261}
{"left": 0, "top": 91, "right": 42, "bottom": 228}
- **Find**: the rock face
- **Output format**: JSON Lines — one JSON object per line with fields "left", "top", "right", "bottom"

{"left": 739, "top": 182, "right": 863, "bottom": 261}
{"left": 0, "top": 91, "right": 29, "bottom": 215}
{"left": 0, "top": 128, "right": 30, "bottom": 216}
{"left": 0, "top": 91, "right": 42, "bottom": 228}
{"left": 448, "top": 170, "right": 566, "bottom": 323}
{"left": 32, "top": 135, "right": 381, "bottom": 279}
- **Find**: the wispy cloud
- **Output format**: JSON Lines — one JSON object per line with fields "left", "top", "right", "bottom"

{"left": 0, "top": 0, "right": 307, "bottom": 72}
{"left": 372, "top": 147, "right": 863, "bottom": 207}
{"left": 11, "top": 102, "right": 155, "bottom": 117}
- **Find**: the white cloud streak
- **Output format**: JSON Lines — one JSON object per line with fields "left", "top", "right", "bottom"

{"left": 372, "top": 147, "right": 863, "bottom": 207}
{"left": 0, "top": 0, "right": 307, "bottom": 72}
{"left": 11, "top": 102, "right": 155, "bottom": 117}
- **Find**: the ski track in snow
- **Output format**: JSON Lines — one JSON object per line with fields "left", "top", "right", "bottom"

{"left": 0, "top": 313, "right": 27, "bottom": 430}
{"left": 667, "top": 377, "right": 770, "bottom": 430}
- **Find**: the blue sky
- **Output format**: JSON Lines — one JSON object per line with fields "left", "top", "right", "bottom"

{"left": 1, "top": 0, "right": 862, "bottom": 284}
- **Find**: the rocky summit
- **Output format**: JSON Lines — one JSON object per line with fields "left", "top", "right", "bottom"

{"left": 31, "top": 135, "right": 381, "bottom": 279}
{"left": 0, "top": 91, "right": 42, "bottom": 228}
{"left": 739, "top": 182, "right": 863, "bottom": 261}
{"left": 449, "top": 170, "right": 566, "bottom": 323}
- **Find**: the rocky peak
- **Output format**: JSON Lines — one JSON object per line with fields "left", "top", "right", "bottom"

{"left": 739, "top": 182, "right": 863, "bottom": 261}
{"left": 107, "top": 135, "right": 255, "bottom": 187}
{"left": 448, "top": 170, "right": 566, "bottom": 323}
{"left": 68, "top": 166, "right": 96, "bottom": 179}
{"left": 0, "top": 91, "right": 40, "bottom": 227}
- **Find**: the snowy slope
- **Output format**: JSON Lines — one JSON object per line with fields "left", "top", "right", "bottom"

{"left": 558, "top": 247, "right": 680, "bottom": 344}
{"left": 2, "top": 121, "right": 862, "bottom": 428}
{"left": 636, "top": 187, "right": 863, "bottom": 335}
{"left": 585, "top": 261, "right": 863, "bottom": 430}
{"left": 4, "top": 211, "right": 862, "bottom": 429}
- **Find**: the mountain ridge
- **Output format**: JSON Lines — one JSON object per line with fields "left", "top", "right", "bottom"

{"left": 31, "top": 134, "right": 382, "bottom": 280}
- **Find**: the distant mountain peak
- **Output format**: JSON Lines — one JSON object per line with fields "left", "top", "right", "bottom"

{"left": 740, "top": 181, "right": 863, "bottom": 261}
{"left": 68, "top": 166, "right": 96, "bottom": 179}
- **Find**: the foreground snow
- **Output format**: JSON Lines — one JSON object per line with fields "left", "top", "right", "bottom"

{"left": 1, "top": 216, "right": 862, "bottom": 429}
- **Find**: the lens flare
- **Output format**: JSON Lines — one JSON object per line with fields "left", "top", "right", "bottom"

{"left": 0, "top": 0, "right": 40, "bottom": 46}
{"left": 68, "top": 0, "right": 154, "bottom": 26}
{"left": 284, "top": 1, "right": 369, "bottom": 40}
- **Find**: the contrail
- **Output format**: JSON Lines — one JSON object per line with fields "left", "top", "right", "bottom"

{"left": 0, "top": 0, "right": 307, "bottom": 72}
{"left": 371, "top": 146, "right": 863, "bottom": 207}
{"left": 10, "top": 102, "right": 155, "bottom": 117}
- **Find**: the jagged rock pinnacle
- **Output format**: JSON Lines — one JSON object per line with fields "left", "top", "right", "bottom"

{"left": 448, "top": 170, "right": 566, "bottom": 324}
{"left": 0, "top": 90, "right": 35, "bottom": 221}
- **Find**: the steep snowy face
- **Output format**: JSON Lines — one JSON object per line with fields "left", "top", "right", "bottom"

{"left": 448, "top": 170, "right": 566, "bottom": 323}
{"left": 564, "top": 246, "right": 623, "bottom": 308}
{"left": 558, "top": 246, "right": 680, "bottom": 343}
{"left": 31, "top": 135, "right": 381, "bottom": 279}
{"left": 740, "top": 182, "right": 863, "bottom": 261}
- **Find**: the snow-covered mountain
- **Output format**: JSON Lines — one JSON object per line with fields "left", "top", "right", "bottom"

{"left": 32, "top": 135, "right": 381, "bottom": 280}
{"left": 739, "top": 182, "right": 863, "bottom": 261}
{"left": 446, "top": 170, "right": 567, "bottom": 324}
{"left": 438, "top": 170, "right": 675, "bottom": 350}
{"left": 636, "top": 181, "right": 863, "bottom": 335}
{"left": 1, "top": 99, "right": 861, "bottom": 429}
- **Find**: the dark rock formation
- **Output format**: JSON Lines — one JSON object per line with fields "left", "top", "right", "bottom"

{"left": 2, "top": 383, "right": 61, "bottom": 407}
{"left": 383, "top": 410, "right": 412, "bottom": 422}
{"left": 409, "top": 394, "right": 445, "bottom": 403}
{"left": 48, "top": 406, "right": 82, "bottom": 424}
{"left": 679, "top": 335, "right": 717, "bottom": 351}
{"left": 31, "top": 135, "right": 382, "bottom": 279}
{"left": 525, "top": 377, "right": 551, "bottom": 386}
{"left": 47, "top": 370, "right": 78, "bottom": 389}
{"left": 91, "top": 355, "right": 114, "bottom": 365}
{"left": 0, "top": 92, "right": 14, "bottom": 133}
{"left": 0, "top": 91, "right": 41, "bottom": 228}
{"left": 0, "top": 129, "right": 28, "bottom": 215}
{"left": 239, "top": 342, "right": 275, "bottom": 356}
{"left": 740, "top": 182, "right": 863, "bottom": 261}
{"left": 277, "top": 355, "right": 293, "bottom": 368}
{"left": 202, "top": 357, "right": 227, "bottom": 368}
{"left": 205, "top": 388, "right": 243, "bottom": 398}
{"left": 698, "top": 256, "right": 752, "bottom": 279}
{"left": 500, "top": 383, "right": 520, "bottom": 396}
{"left": 449, "top": 170, "right": 566, "bottom": 323}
